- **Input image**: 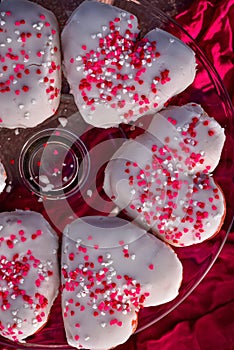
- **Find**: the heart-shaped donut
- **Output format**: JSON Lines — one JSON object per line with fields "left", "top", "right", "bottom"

{"left": 0, "top": 0, "right": 61, "bottom": 128}
{"left": 0, "top": 211, "right": 59, "bottom": 342}
{"left": 104, "top": 103, "right": 226, "bottom": 247}
{"left": 61, "top": 0, "right": 196, "bottom": 128}
{"left": 61, "top": 216, "right": 182, "bottom": 349}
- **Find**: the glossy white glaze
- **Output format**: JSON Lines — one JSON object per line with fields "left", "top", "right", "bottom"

{"left": 62, "top": 216, "right": 182, "bottom": 349}
{"left": 104, "top": 103, "right": 226, "bottom": 246}
{"left": 147, "top": 103, "right": 226, "bottom": 173}
{"left": 0, "top": 210, "right": 59, "bottom": 342}
{"left": 0, "top": 0, "right": 61, "bottom": 128}
{"left": 62, "top": 0, "right": 196, "bottom": 128}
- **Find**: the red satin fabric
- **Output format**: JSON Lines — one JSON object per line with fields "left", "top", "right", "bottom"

{"left": 117, "top": 1, "right": 234, "bottom": 349}
{"left": 176, "top": 0, "right": 234, "bottom": 104}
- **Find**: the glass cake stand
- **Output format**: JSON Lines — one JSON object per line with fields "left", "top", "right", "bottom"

{"left": 0, "top": 0, "right": 233, "bottom": 349}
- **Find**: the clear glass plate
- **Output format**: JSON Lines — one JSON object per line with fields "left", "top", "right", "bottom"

{"left": 0, "top": 0, "right": 233, "bottom": 348}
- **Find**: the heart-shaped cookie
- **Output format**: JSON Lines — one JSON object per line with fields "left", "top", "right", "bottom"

{"left": 0, "top": 211, "right": 59, "bottom": 342}
{"left": 104, "top": 103, "right": 226, "bottom": 247}
{"left": 61, "top": 216, "right": 182, "bottom": 349}
{"left": 61, "top": 0, "right": 196, "bottom": 128}
{"left": 0, "top": 0, "right": 61, "bottom": 128}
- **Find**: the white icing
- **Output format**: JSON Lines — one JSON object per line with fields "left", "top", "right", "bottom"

{"left": 0, "top": 161, "right": 7, "bottom": 193}
{"left": 0, "top": 0, "right": 61, "bottom": 128}
{"left": 0, "top": 210, "right": 59, "bottom": 342}
{"left": 61, "top": 0, "right": 196, "bottom": 128}
{"left": 62, "top": 216, "right": 182, "bottom": 350}
{"left": 104, "top": 103, "right": 226, "bottom": 247}
{"left": 147, "top": 103, "right": 226, "bottom": 173}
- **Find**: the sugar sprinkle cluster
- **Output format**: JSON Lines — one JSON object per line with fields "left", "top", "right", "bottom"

{"left": 0, "top": 0, "right": 61, "bottom": 127}
{"left": 0, "top": 212, "right": 59, "bottom": 342}
{"left": 62, "top": 217, "right": 182, "bottom": 349}
{"left": 104, "top": 103, "right": 225, "bottom": 247}
{"left": 62, "top": 0, "right": 196, "bottom": 128}
{"left": 72, "top": 14, "right": 170, "bottom": 122}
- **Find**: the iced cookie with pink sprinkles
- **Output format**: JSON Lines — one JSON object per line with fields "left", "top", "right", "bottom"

{"left": 0, "top": 211, "right": 59, "bottom": 342}
{"left": 61, "top": 0, "right": 196, "bottom": 128}
{"left": 104, "top": 103, "right": 226, "bottom": 247}
{"left": 61, "top": 216, "right": 182, "bottom": 349}
{"left": 0, "top": 0, "right": 61, "bottom": 128}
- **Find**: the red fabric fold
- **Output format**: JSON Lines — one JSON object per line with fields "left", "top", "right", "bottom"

{"left": 176, "top": 0, "right": 234, "bottom": 104}
{"left": 117, "top": 1, "right": 234, "bottom": 349}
